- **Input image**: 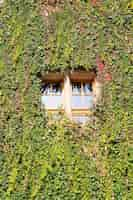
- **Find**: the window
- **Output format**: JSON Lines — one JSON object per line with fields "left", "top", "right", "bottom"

{"left": 72, "top": 82, "right": 81, "bottom": 95}
{"left": 72, "top": 82, "right": 92, "bottom": 95}
{"left": 41, "top": 82, "right": 62, "bottom": 95}
{"left": 83, "top": 83, "right": 92, "bottom": 94}
{"left": 40, "top": 71, "right": 100, "bottom": 124}
{"left": 41, "top": 82, "right": 63, "bottom": 109}
{"left": 71, "top": 82, "right": 93, "bottom": 109}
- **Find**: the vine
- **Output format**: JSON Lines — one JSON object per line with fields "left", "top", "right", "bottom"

{"left": 0, "top": 0, "right": 132, "bottom": 199}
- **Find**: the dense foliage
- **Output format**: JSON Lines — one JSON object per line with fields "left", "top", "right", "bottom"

{"left": 0, "top": 0, "right": 132, "bottom": 199}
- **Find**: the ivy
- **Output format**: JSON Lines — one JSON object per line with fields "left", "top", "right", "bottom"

{"left": 0, "top": 0, "right": 132, "bottom": 199}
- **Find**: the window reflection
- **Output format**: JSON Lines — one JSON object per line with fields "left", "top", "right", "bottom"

{"left": 41, "top": 83, "right": 50, "bottom": 95}
{"left": 71, "top": 82, "right": 93, "bottom": 108}
{"left": 41, "top": 96, "right": 63, "bottom": 109}
{"left": 41, "top": 83, "right": 62, "bottom": 95}
{"left": 52, "top": 83, "right": 61, "bottom": 95}
{"left": 71, "top": 95, "right": 93, "bottom": 108}
{"left": 72, "top": 83, "right": 81, "bottom": 94}
{"left": 72, "top": 82, "right": 93, "bottom": 95}
{"left": 83, "top": 83, "right": 92, "bottom": 94}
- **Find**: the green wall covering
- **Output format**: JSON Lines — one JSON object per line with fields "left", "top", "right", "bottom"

{"left": 0, "top": 0, "right": 132, "bottom": 199}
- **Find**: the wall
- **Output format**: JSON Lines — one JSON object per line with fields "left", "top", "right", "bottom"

{"left": 0, "top": 0, "right": 132, "bottom": 199}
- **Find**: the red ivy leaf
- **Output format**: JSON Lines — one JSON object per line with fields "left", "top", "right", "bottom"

{"left": 98, "top": 62, "right": 104, "bottom": 71}
{"left": 96, "top": 56, "right": 105, "bottom": 72}
{"left": 105, "top": 73, "right": 112, "bottom": 81}
{"left": 91, "top": 0, "right": 100, "bottom": 6}
{"left": 91, "top": 0, "right": 97, "bottom": 5}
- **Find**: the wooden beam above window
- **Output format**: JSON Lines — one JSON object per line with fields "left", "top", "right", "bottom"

{"left": 41, "top": 71, "right": 96, "bottom": 83}
{"left": 41, "top": 73, "right": 64, "bottom": 82}
{"left": 69, "top": 71, "right": 96, "bottom": 82}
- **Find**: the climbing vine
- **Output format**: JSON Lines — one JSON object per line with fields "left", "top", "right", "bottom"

{"left": 0, "top": 0, "right": 132, "bottom": 199}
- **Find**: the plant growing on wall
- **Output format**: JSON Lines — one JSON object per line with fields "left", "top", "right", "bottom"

{"left": 0, "top": 0, "right": 132, "bottom": 199}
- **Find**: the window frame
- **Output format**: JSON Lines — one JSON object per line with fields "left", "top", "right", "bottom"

{"left": 40, "top": 72, "right": 99, "bottom": 123}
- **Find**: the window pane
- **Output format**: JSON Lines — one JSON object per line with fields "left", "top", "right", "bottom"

{"left": 72, "top": 83, "right": 81, "bottom": 94}
{"left": 72, "top": 95, "right": 93, "bottom": 108}
{"left": 41, "top": 82, "right": 62, "bottom": 95}
{"left": 52, "top": 83, "right": 62, "bottom": 95}
{"left": 41, "top": 83, "right": 51, "bottom": 95}
{"left": 83, "top": 83, "right": 92, "bottom": 94}
{"left": 41, "top": 96, "right": 63, "bottom": 109}
{"left": 41, "top": 82, "right": 62, "bottom": 108}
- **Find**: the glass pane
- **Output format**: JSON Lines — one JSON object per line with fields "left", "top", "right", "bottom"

{"left": 41, "top": 83, "right": 62, "bottom": 95}
{"left": 72, "top": 83, "right": 81, "bottom": 94}
{"left": 52, "top": 83, "right": 62, "bottom": 95}
{"left": 41, "top": 83, "right": 51, "bottom": 95}
{"left": 72, "top": 95, "right": 93, "bottom": 108}
{"left": 41, "top": 95, "right": 63, "bottom": 109}
{"left": 83, "top": 83, "right": 92, "bottom": 94}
